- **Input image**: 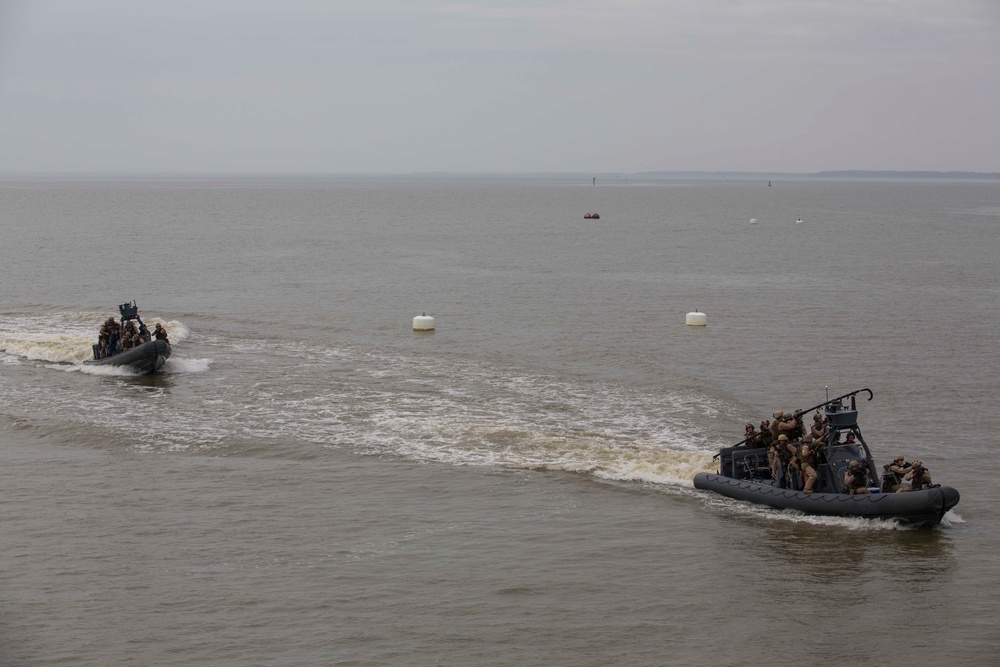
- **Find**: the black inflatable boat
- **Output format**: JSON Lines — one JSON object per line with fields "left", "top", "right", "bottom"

{"left": 694, "top": 389, "right": 960, "bottom": 528}
{"left": 83, "top": 301, "right": 171, "bottom": 375}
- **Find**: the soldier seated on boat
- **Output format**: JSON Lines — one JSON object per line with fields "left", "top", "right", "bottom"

{"left": 896, "top": 460, "right": 932, "bottom": 492}
{"left": 121, "top": 334, "right": 134, "bottom": 351}
{"left": 882, "top": 455, "right": 913, "bottom": 492}
{"left": 844, "top": 460, "right": 870, "bottom": 494}
{"left": 154, "top": 323, "right": 169, "bottom": 343}
{"left": 741, "top": 423, "right": 758, "bottom": 447}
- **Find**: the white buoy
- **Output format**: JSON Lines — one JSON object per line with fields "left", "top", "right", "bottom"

{"left": 749, "top": 218, "right": 758, "bottom": 224}
{"left": 413, "top": 313, "right": 435, "bottom": 331}
{"left": 685, "top": 310, "right": 708, "bottom": 326}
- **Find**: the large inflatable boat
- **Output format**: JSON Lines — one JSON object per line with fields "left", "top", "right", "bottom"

{"left": 694, "top": 389, "right": 959, "bottom": 528}
{"left": 83, "top": 301, "right": 171, "bottom": 375}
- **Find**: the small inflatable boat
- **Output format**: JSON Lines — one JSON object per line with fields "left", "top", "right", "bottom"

{"left": 85, "top": 338, "right": 171, "bottom": 374}
{"left": 694, "top": 389, "right": 960, "bottom": 528}
{"left": 83, "top": 301, "right": 171, "bottom": 375}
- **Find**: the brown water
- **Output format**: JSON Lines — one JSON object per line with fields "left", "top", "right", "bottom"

{"left": 1, "top": 175, "right": 998, "bottom": 665}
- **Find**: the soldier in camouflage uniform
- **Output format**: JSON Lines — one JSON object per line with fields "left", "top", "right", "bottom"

{"left": 844, "top": 460, "right": 869, "bottom": 495}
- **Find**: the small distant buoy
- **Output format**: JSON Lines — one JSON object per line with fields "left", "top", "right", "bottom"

{"left": 749, "top": 218, "right": 758, "bottom": 224}
{"left": 686, "top": 310, "right": 708, "bottom": 326}
{"left": 796, "top": 218, "right": 803, "bottom": 224}
{"left": 413, "top": 313, "right": 435, "bottom": 331}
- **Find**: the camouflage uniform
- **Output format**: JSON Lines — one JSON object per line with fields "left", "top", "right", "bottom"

{"left": 882, "top": 455, "right": 911, "bottom": 492}
{"left": 797, "top": 439, "right": 818, "bottom": 494}
{"left": 844, "top": 460, "right": 869, "bottom": 495}
{"left": 897, "top": 460, "right": 932, "bottom": 492}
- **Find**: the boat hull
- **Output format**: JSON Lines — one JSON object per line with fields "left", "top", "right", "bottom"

{"left": 694, "top": 473, "right": 960, "bottom": 528}
{"left": 84, "top": 339, "right": 171, "bottom": 375}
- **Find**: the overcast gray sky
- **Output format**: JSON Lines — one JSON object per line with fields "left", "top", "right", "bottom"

{"left": 1, "top": 0, "right": 998, "bottom": 174}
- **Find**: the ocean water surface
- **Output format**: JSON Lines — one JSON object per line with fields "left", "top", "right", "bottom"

{"left": 1, "top": 175, "right": 998, "bottom": 665}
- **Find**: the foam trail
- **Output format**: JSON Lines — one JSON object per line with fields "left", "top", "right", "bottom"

{"left": 0, "top": 313, "right": 732, "bottom": 491}
{"left": 703, "top": 495, "right": 919, "bottom": 531}
{"left": 162, "top": 357, "right": 211, "bottom": 374}
{"left": 62, "top": 362, "right": 140, "bottom": 377}
{"left": 0, "top": 330, "right": 94, "bottom": 363}
{"left": 0, "top": 311, "right": 188, "bottom": 367}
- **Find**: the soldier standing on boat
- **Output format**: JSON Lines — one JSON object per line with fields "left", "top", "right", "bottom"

{"left": 776, "top": 412, "right": 799, "bottom": 442}
{"left": 97, "top": 322, "right": 110, "bottom": 359}
{"left": 769, "top": 412, "right": 783, "bottom": 442}
{"left": 154, "top": 323, "right": 169, "bottom": 343}
{"left": 811, "top": 411, "right": 827, "bottom": 441}
{"left": 771, "top": 434, "right": 797, "bottom": 488}
{"left": 768, "top": 435, "right": 781, "bottom": 483}
{"left": 109, "top": 330, "right": 119, "bottom": 356}
{"left": 797, "top": 437, "right": 819, "bottom": 494}
{"left": 782, "top": 434, "right": 802, "bottom": 490}
{"left": 758, "top": 419, "right": 772, "bottom": 448}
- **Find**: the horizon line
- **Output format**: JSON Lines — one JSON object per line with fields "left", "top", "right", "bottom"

{"left": 1, "top": 169, "right": 999, "bottom": 180}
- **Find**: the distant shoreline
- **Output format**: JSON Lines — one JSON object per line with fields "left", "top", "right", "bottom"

{"left": 635, "top": 170, "right": 1000, "bottom": 181}
{"left": 1, "top": 170, "right": 999, "bottom": 184}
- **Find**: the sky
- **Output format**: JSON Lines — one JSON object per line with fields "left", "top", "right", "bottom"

{"left": 1, "top": 0, "right": 998, "bottom": 174}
